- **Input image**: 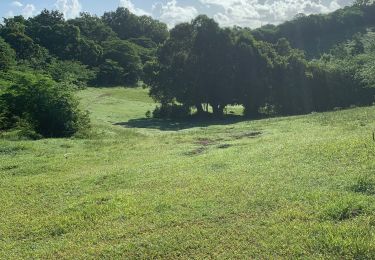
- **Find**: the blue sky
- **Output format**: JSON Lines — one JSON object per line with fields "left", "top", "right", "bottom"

{"left": 1, "top": 0, "right": 355, "bottom": 28}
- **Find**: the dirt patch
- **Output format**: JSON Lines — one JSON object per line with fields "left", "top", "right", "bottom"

{"left": 195, "top": 138, "right": 217, "bottom": 146}
{"left": 185, "top": 147, "right": 207, "bottom": 156}
{"left": 233, "top": 131, "right": 262, "bottom": 140}
{"left": 97, "top": 93, "right": 112, "bottom": 99}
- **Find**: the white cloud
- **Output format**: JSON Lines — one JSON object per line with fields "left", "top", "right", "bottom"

{"left": 199, "top": 0, "right": 349, "bottom": 28}
{"left": 55, "top": 0, "right": 82, "bottom": 19}
{"left": 119, "top": 0, "right": 150, "bottom": 16}
{"left": 22, "top": 4, "right": 36, "bottom": 18}
{"left": 153, "top": 0, "right": 198, "bottom": 28}
{"left": 11, "top": 1, "right": 23, "bottom": 7}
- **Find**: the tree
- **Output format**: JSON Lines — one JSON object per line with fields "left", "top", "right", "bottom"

{"left": 101, "top": 39, "right": 143, "bottom": 85}
{"left": 96, "top": 59, "right": 125, "bottom": 86}
{"left": 0, "top": 37, "right": 16, "bottom": 71}
{"left": 69, "top": 13, "right": 117, "bottom": 43}
{"left": 102, "top": 8, "right": 168, "bottom": 44}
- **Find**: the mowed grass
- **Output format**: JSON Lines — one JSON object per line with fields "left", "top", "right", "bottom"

{"left": 2, "top": 87, "right": 375, "bottom": 259}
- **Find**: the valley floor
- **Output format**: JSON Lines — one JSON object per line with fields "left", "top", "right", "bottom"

{"left": 1, "top": 87, "right": 375, "bottom": 258}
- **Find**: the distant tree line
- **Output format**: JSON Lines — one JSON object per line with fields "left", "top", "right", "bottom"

{"left": 252, "top": 0, "right": 375, "bottom": 58}
{"left": 0, "top": 8, "right": 168, "bottom": 86}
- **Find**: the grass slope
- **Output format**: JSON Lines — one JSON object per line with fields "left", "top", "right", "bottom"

{"left": 1, "top": 87, "right": 375, "bottom": 259}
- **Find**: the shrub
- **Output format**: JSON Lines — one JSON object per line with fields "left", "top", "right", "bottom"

{"left": 0, "top": 72, "right": 90, "bottom": 138}
{"left": 152, "top": 104, "right": 191, "bottom": 119}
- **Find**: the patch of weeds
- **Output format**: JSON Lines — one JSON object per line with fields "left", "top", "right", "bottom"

{"left": 155, "top": 203, "right": 172, "bottom": 213}
{"left": 0, "top": 165, "right": 18, "bottom": 171}
{"left": 210, "top": 162, "right": 229, "bottom": 172}
{"left": 185, "top": 147, "right": 206, "bottom": 156}
{"left": 60, "top": 143, "right": 73, "bottom": 149}
{"left": 217, "top": 144, "right": 232, "bottom": 149}
{"left": 322, "top": 199, "right": 367, "bottom": 221}
{"left": 351, "top": 176, "right": 375, "bottom": 195}
{"left": 0, "top": 145, "right": 26, "bottom": 156}
{"left": 96, "top": 197, "right": 111, "bottom": 205}
{"left": 50, "top": 226, "right": 67, "bottom": 237}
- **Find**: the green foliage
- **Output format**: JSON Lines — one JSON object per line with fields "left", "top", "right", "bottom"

{"left": 152, "top": 104, "right": 191, "bottom": 119}
{"left": 69, "top": 12, "right": 117, "bottom": 43}
{"left": 101, "top": 39, "right": 143, "bottom": 85}
{"left": 96, "top": 59, "right": 125, "bottom": 86}
{"left": 102, "top": 7, "right": 168, "bottom": 44}
{"left": 0, "top": 72, "right": 90, "bottom": 137}
{"left": 0, "top": 37, "right": 15, "bottom": 71}
{"left": 252, "top": 2, "right": 375, "bottom": 58}
{"left": 45, "top": 60, "right": 96, "bottom": 88}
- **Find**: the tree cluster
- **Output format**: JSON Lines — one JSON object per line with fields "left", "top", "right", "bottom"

{"left": 0, "top": 8, "right": 168, "bottom": 86}
{"left": 252, "top": 1, "right": 375, "bottom": 58}
{"left": 145, "top": 16, "right": 375, "bottom": 118}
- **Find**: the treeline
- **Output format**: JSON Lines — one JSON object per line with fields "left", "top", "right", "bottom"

{"left": 252, "top": 0, "right": 375, "bottom": 58}
{"left": 145, "top": 15, "right": 375, "bottom": 118}
{"left": 0, "top": 8, "right": 168, "bottom": 86}
{"left": 0, "top": 8, "right": 168, "bottom": 138}
{"left": 2, "top": 3, "right": 375, "bottom": 136}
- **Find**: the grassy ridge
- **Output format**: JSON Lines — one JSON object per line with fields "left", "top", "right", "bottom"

{"left": 1, "top": 87, "right": 375, "bottom": 258}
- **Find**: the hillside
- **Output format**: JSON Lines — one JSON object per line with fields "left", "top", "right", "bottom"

{"left": 1, "top": 87, "right": 375, "bottom": 258}
{"left": 252, "top": 3, "right": 375, "bottom": 58}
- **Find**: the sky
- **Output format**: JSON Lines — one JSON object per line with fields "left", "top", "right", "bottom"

{"left": 0, "top": 0, "right": 355, "bottom": 28}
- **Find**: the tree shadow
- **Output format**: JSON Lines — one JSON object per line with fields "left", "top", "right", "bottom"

{"left": 114, "top": 115, "right": 248, "bottom": 131}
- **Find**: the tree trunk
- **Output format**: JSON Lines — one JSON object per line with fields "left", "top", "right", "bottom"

{"left": 244, "top": 104, "right": 260, "bottom": 119}
{"left": 212, "top": 104, "right": 224, "bottom": 118}
{"left": 196, "top": 103, "right": 204, "bottom": 115}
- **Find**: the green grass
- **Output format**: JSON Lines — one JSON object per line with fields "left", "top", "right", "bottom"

{"left": 2, "top": 87, "right": 375, "bottom": 258}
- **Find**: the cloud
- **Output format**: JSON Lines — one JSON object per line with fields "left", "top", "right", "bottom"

{"left": 11, "top": 1, "right": 23, "bottom": 7}
{"left": 199, "top": 0, "right": 351, "bottom": 28}
{"left": 153, "top": 0, "right": 198, "bottom": 28}
{"left": 55, "top": 0, "right": 82, "bottom": 19}
{"left": 22, "top": 4, "right": 36, "bottom": 18}
{"left": 119, "top": 0, "right": 150, "bottom": 16}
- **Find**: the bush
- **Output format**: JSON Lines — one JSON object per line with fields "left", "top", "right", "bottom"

{"left": 0, "top": 72, "right": 90, "bottom": 138}
{"left": 152, "top": 104, "right": 191, "bottom": 119}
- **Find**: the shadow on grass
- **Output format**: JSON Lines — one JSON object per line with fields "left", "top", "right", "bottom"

{"left": 114, "top": 115, "right": 249, "bottom": 131}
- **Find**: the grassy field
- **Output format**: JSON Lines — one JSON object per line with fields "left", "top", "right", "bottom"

{"left": 1, "top": 87, "right": 375, "bottom": 259}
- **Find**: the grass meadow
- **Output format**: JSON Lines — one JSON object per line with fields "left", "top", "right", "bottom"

{"left": 1, "top": 87, "right": 375, "bottom": 258}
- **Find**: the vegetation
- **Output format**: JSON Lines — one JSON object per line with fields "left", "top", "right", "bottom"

{"left": 0, "top": 72, "right": 89, "bottom": 138}
{"left": 252, "top": 0, "right": 375, "bottom": 58}
{"left": 1, "top": 87, "right": 375, "bottom": 258}
{"left": 2, "top": 1, "right": 375, "bottom": 258}
{"left": 145, "top": 15, "right": 375, "bottom": 118}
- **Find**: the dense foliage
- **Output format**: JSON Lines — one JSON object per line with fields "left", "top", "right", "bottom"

{"left": 0, "top": 7, "right": 166, "bottom": 86}
{"left": 1, "top": 2, "right": 375, "bottom": 127}
{"left": 252, "top": 0, "right": 375, "bottom": 58}
{"left": 145, "top": 14, "right": 375, "bottom": 118}
{"left": 0, "top": 72, "right": 89, "bottom": 138}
